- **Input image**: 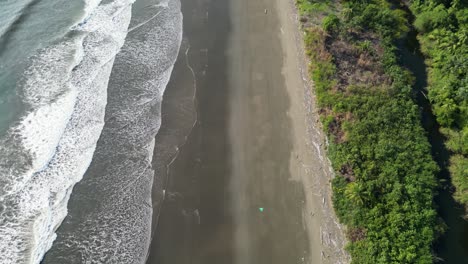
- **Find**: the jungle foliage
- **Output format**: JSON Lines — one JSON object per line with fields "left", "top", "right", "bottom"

{"left": 409, "top": 0, "right": 468, "bottom": 213}
{"left": 296, "top": 0, "right": 441, "bottom": 262}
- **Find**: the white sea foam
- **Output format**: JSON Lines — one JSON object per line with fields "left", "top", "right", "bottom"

{"left": 0, "top": 39, "right": 83, "bottom": 197}
{"left": 0, "top": 0, "right": 135, "bottom": 263}
{"left": 39, "top": 0, "right": 183, "bottom": 263}
{"left": 83, "top": 0, "right": 103, "bottom": 17}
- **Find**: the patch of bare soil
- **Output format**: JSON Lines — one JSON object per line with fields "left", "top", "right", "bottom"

{"left": 325, "top": 30, "right": 391, "bottom": 92}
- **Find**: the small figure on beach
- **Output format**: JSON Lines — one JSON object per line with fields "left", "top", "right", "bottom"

{"left": 264, "top": 9, "right": 268, "bottom": 14}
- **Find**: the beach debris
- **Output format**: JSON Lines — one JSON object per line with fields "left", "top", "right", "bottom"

{"left": 264, "top": 9, "right": 268, "bottom": 14}
{"left": 421, "top": 90, "right": 428, "bottom": 99}
{"left": 194, "top": 209, "right": 200, "bottom": 225}
{"left": 259, "top": 207, "right": 264, "bottom": 212}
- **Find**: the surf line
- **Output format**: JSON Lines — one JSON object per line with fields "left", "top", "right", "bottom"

{"left": 128, "top": 10, "right": 162, "bottom": 33}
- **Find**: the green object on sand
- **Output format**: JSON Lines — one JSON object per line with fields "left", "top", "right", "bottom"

{"left": 259, "top": 207, "right": 264, "bottom": 212}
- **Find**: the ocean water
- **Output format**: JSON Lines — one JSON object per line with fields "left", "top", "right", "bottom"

{"left": 0, "top": 0, "right": 83, "bottom": 133}
{"left": 0, "top": 0, "right": 182, "bottom": 263}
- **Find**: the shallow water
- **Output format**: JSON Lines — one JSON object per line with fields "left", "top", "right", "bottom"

{"left": 0, "top": 0, "right": 182, "bottom": 263}
{"left": 0, "top": 0, "right": 83, "bottom": 133}
{"left": 42, "top": 0, "right": 182, "bottom": 263}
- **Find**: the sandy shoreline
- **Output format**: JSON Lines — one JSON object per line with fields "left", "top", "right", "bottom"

{"left": 274, "top": 0, "right": 349, "bottom": 262}
{"left": 148, "top": 0, "right": 349, "bottom": 263}
{"left": 228, "top": 0, "right": 349, "bottom": 261}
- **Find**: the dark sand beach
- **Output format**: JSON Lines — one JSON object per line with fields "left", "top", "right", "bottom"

{"left": 147, "top": 0, "right": 349, "bottom": 263}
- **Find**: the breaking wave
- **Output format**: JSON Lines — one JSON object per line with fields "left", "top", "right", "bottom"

{"left": 41, "top": 0, "right": 183, "bottom": 262}
{"left": 0, "top": 0, "right": 136, "bottom": 263}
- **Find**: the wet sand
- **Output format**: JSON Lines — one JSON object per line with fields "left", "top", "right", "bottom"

{"left": 147, "top": 0, "right": 349, "bottom": 263}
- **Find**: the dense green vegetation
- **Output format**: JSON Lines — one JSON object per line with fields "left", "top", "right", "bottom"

{"left": 408, "top": 0, "right": 468, "bottom": 212}
{"left": 296, "top": 0, "right": 441, "bottom": 262}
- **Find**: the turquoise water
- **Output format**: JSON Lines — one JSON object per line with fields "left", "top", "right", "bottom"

{"left": 0, "top": 0, "right": 83, "bottom": 134}
{"left": 0, "top": 0, "right": 137, "bottom": 262}
{"left": 0, "top": 0, "right": 183, "bottom": 263}
{"left": 42, "top": 0, "right": 183, "bottom": 262}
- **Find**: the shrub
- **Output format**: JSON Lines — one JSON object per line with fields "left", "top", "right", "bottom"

{"left": 410, "top": 0, "right": 468, "bottom": 209}
{"left": 297, "top": 0, "right": 441, "bottom": 262}
{"left": 323, "top": 13, "right": 340, "bottom": 32}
